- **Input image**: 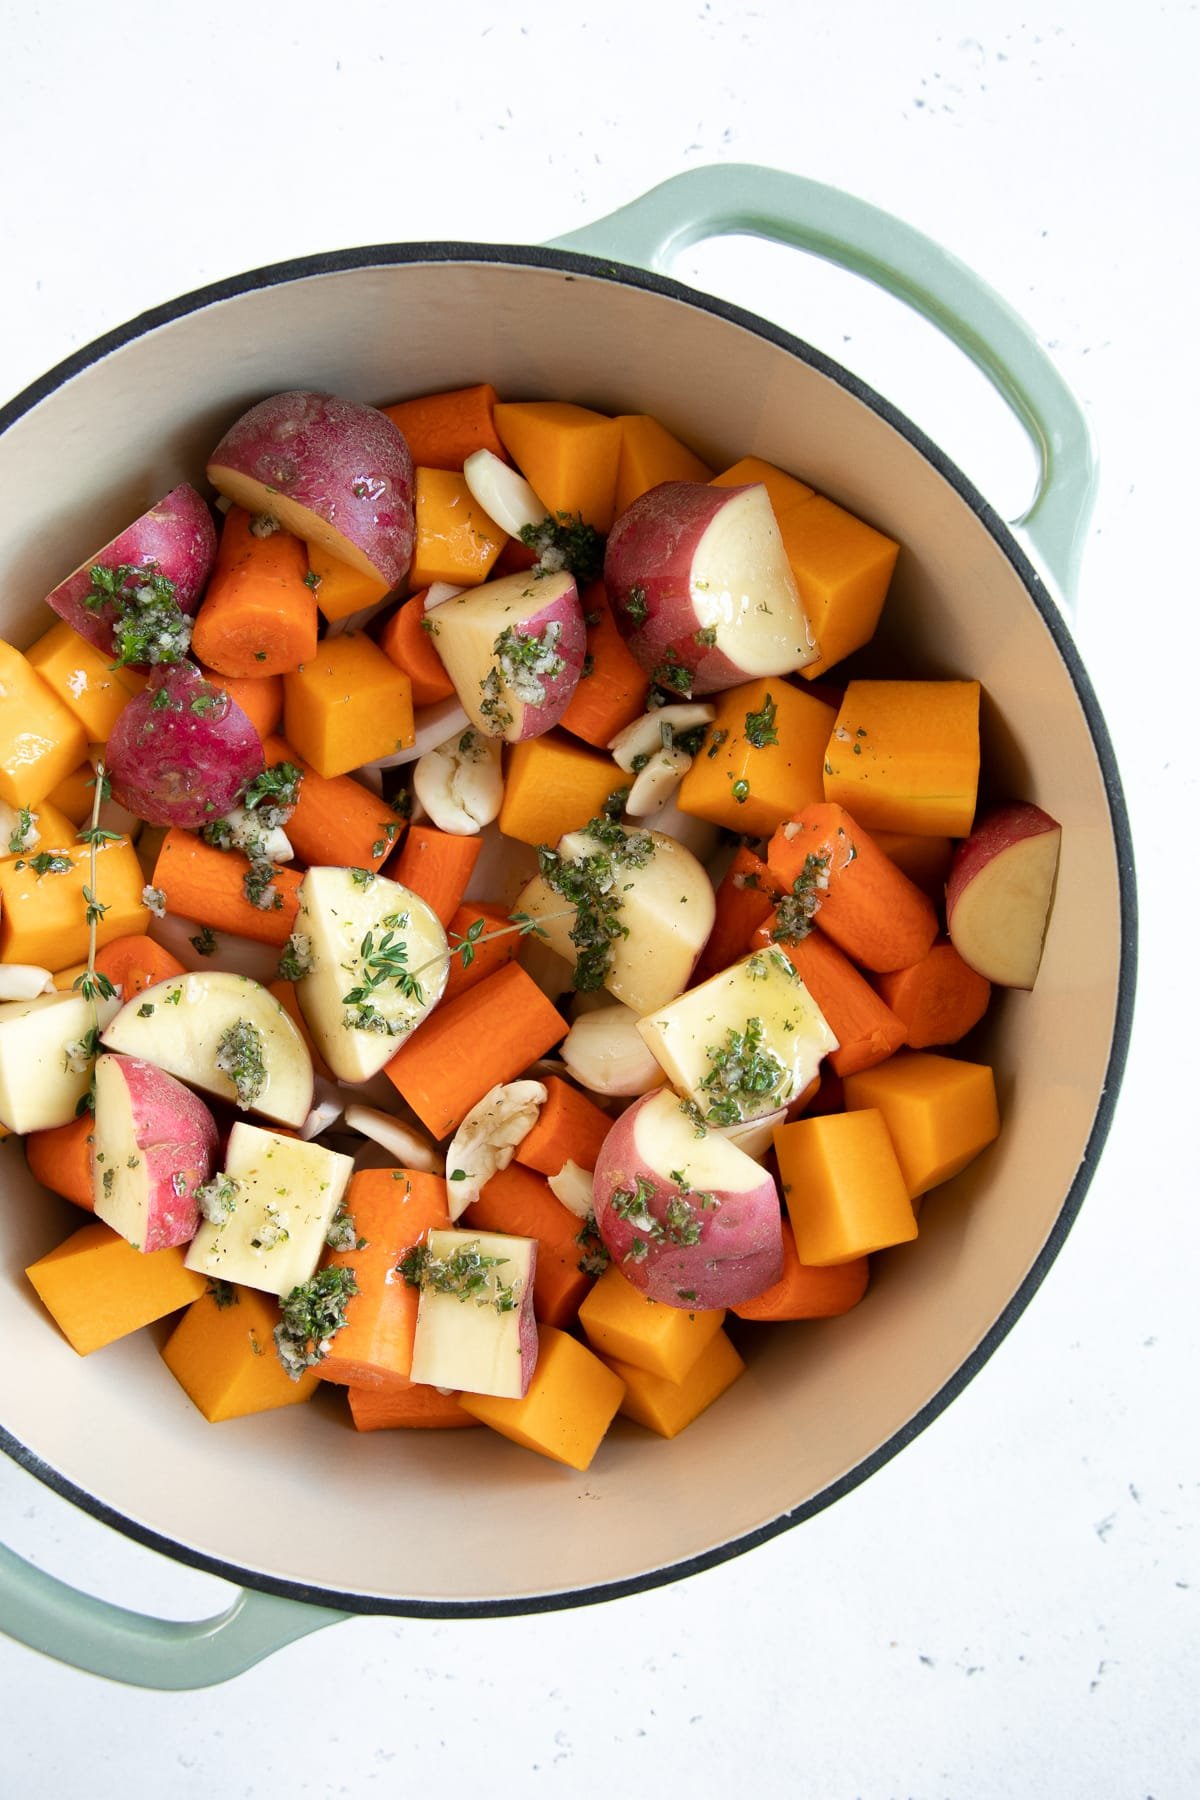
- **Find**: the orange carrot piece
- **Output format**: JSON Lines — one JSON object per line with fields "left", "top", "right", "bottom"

{"left": 442, "top": 901, "right": 516, "bottom": 1003}
{"left": 347, "top": 1381, "right": 481, "bottom": 1430}
{"left": 515, "top": 1075, "right": 613, "bottom": 1176}
{"left": 750, "top": 920, "right": 907, "bottom": 1077}
{"left": 94, "top": 934, "right": 187, "bottom": 998}
{"left": 732, "top": 1219, "right": 869, "bottom": 1321}
{"left": 152, "top": 829, "right": 301, "bottom": 947}
{"left": 384, "top": 824, "right": 482, "bottom": 928}
{"left": 25, "top": 1112, "right": 96, "bottom": 1211}
{"left": 318, "top": 1169, "right": 451, "bottom": 1388}
{"left": 383, "top": 962, "right": 569, "bottom": 1138}
{"left": 261, "top": 733, "right": 401, "bottom": 872}
{"left": 557, "top": 583, "right": 651, "bottom": 748}
{"left": 463, "top": 1161, "right": 593, "bottom": 1328}
{"left": 190, "top": 508, "right": 318, "bottom": 678}
{"left": 197, "top": 664, "right": 284, "bottom": 741}
{"left": 874, "top": 940, "right": 991, "bottom": 1049}
{"left": 380, "top": 384, "right": 507, "bottom": 472}
{"left": 767, "top": 802, "right": 938, "bottom": 974}
{"left": 692, "top": 847, "right": 779, "bottom": 985}
{"left": 377, "top": 592, "right": 457, "bottom": 707}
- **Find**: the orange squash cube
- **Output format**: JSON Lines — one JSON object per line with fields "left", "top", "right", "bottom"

{"left": 283, "top": 633, "right": 414, "bottom": 777}
{"left": 161, "top": 1285, "right": 320, "bottom": 1420}
{"left": 676, "top": 675, "right": 838, "bottom": 836}
{"left": 24, "top": 621, "right": 145, "bottom": 741}
{"left": 578, "top": 1264, "right": 726, "bottom": 1383}
{"left": 408, "top": 468, "right": 506, "bottom": 589}
{"left": 498, "top": 731, "right": 625, "bottom": 848}
{"left": 842, "top": 1051, "right": 1000, "bottom": 1198}
{"left": 710, "top": 455, "right": 815, "bottom": 515}
{"left": 774, "top": 1108, "right": 918, "bottom": 1264}
{"left": 781, "top": 496, "right": 899, "bottom": 679}
{"left": 606, "top": 1329, "right": 745, "bottom": 1439}
{"left": 615, "top": 415, "right": 713, "bottom": 515}
{"left": 823, "top": 679, "right": 981, "bottom": 838}
{"left": 26, "top": 1221, "right": 207, "bottom": 1356}
{"left": 0, "top": 639, "right": 90, "bottom": 810}
{"left": 0, "top": 834, "right": 148, "bottom": 967}
{"left": 458, "top": 1323, "right": 625, "bottom": 1470}
{"left": 493, "top": 401, "right": 622, "bottom": 533}
{"left": 305, "top": 542, "right": 390, "bottom": 624}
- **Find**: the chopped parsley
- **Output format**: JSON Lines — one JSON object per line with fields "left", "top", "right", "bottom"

{"left": 276, "top": 932, "right": 314, "bottom": 983}
{"left": 518, "top": 512, "right": 606, "bottom": 584}
{"left": 6, "top": 807, "right": 35, "bottom": 854}
{"left": 624, "top": 585, "right": 649, "bottom": 628}
{"left": 189, "top": 925, "right": 218, "bottom": 957}
{"left": 575, "top": 1210, "right": 611, "bottom": 1277}
{"left": 535, "top": 817, "right": 655, "bottom": 992}
{"left": 194, "top": 1174, "right": 240, "bottom": 1223}
{"left": 274, "top": 1267, "right": 360, "bottom": 1380}
{"left": 770, "top": 853, "right": 830, "bottom": 944}
{"left": 242, "top": 861, "right": 282, "bottom": 912}
{"left": 693, "top": 625, "right": 718, "bottom": 649}
{"left": 81, "top": 563, "right": 192, "bottom": 668}
{"left": 206, "top": 1279, "right": 239, "bottom": 1309}
{"left": 215, "top": 1019, "right": 267, "bottom": 1109}
{"left": 398, "top": 1237, "right": 521, "bottom": 1314}
{"left": 651, "top": 648, "right": 693, "bottom": 695}
{"left": 242, "top": 761, "right": 302, "bottom": 822}
{"left": 24, "top": 852, "right": 72, "bottom": 876}
{"left": 325, "top": 1210, "right": 358, "bottom": 1252}
{"left": 706, "top": 728, "right": 729, "bottom": 760}
{"left": 731, "top": 778, "right": 750, "bottom": 805}
{"left": 492, "top": 622, "right": 566, "bottom": 706}
{"left": 744, "top": 692, "right": 779, "bottom": 748}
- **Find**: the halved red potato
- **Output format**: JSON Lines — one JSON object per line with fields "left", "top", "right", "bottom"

{"left": 426, "top": 569, "right": 586, "bottom": 742}
{"left": 604, "top": 481, "right": 819, "bottom": 696}
{"left": 946, "top": 802, "right": 1062, "bottom": 988}
{"left": 592, "top": 1087, "right": 784, "bottom": 1308}
{"left": 207, "top": 391, "right": 415, "bottom": 588}
{"left": 91, "top": 1053, "right": 218, "bottom": 1252}
{"left": 43, "top": 483, "right": 216, "bottom": 658}
{"left": 106, "top": 662, "right": 265, "bottom": 829}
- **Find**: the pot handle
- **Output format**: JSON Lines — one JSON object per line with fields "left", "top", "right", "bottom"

{"left": 548, "top": 163, "right": 1096, "bottom": 606}
{"left": 0, "top": 1541, "right": 349, "bottom": 1688}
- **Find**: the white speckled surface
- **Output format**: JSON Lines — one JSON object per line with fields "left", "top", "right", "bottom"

{"left": 1, "top": 0, "right": 1196, "bottom": 1792}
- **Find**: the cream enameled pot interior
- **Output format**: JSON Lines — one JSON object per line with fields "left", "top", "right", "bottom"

{"left": 0, "top": 255, "right": 1125, "bottom": 1608}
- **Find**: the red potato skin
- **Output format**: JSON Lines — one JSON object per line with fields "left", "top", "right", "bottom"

{"left": 207, "top": 391, "right": 415, "bottom": 588}
{"left": 518, "top": 1243, "right": 540, "bottom": 1395}
{"left": 605, "top": 481, "right": 768, "bottom": 697}
{"left": 43, "top": 484, "right": 217, "bottom": 657}
{"left": 92, "top": 1054, "right": 219, "bottom": 1252}
{"left": 591, "top": 1091, "right": 784, "bottom": 1309}
{"left": 945, "top": 802, "right": 1062, "bottom": 915}
{"left": 502, "top": 587, "right": 588, "bottom": 740}
{"left": 106, "top": 662, "right": 264, "bottom": 828}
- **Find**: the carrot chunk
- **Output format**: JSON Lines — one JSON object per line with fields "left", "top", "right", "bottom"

{"left": 318, "top": 1169, "right": 451, "bottom": 1388}
{"left": 767, "top": 802, "right": 938, "bottom": 974}
{"left": 381, "top": 383, "right": 507, "bottom": 472}
{"left": 191, "top": 508, "right": 318, "bottom": 678}
{"left": 385, "top": 824, "right": 482, "bottom": 928}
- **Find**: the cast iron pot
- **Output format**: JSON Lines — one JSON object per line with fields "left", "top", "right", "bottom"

{"left": 0, "top": 167, "right": 1136, "bottom": 1687}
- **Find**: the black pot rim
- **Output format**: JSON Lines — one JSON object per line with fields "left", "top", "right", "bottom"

{"left": 0, "top": 239, "right": 1138, "bottom": 1621}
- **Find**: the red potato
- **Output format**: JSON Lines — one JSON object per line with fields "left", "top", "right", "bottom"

{"left": 206, "top": 391, "right": 415, "bottom": 588}
{"left": 592, "top": 1087, "right": 784, "bottom": 1309}
{"left": 106, "top": 662, "right": 264, "bottom": 828}
{"left": 426, "top": 570, "right": 586, "bottom": 742}
{"left": 91, "top": 1053, "right": 218, "bottom": 1252}
{"left": 946, "top": 802, "right": 1062, "bottom": 988}
{"left": 604, "top": 481, "right": 818, "bottom": 696}
{"left": 408, "top": 1228, "right": 540, "bottom": 1400}
{"left": 41, "top": 483, "right": 216, "bottom": 658}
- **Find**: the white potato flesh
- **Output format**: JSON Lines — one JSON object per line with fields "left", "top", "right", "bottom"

{"left": 637, "top": 946, "right": 838, "bottom": 1123}
{"left": 692, "top": 485, "right": 819, "bottom": 676}
{"left": 425, "top": 569, "right": 584, "bottom": 742}
{"left": 409, "top": 1228, "right": 538, "bottom": 1399}
{"left": 946, "top": 804, "right": 1062, "bottom": 989}
{"left": 0, "top": 990, "right": 120, "bottom": 1134}
{"left": 100, "top": 972, "right": 313, "bottom": 1128}
{"left": 513, "top": 824, "right": 715, "bottom": 1016}
{"left": 184, "top": 1122, "right": 354, "bottom": 1298}
{"left": 293, "top": 868, "right": 449, "bottom": 1083}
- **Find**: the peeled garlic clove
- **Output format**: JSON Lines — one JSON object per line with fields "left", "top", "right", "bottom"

{"left": 463, "top": 449, "right": 547, "bottom": 539}
{"left": 412, "top": 728, "right": 504, "bottom": 836}
{"left": 443, "top": 1079, "right": 548, "bottom": 1219}
{"left": 625, "top": 745, "right": 692, "bottom": 818}
{"left": 560, "top": 1003, "right": 664, "bottom": 1097}
{"left": 0, "top": 964, "right": 56, "bottom": 1001}
{"left": 608, "top": 703, "right": 716, "bottom": 773}
{"left": 343, "top": 1102, "right": 444, "bottom": 1174}
{"left": 424, "top": 581, "right": 465, "bottom": 611}
{"left": 547, "top": 1159, "right": 595, "bottom": 1220}
{"left": 298, "top": 1078, "right": 346, "bottom": 1141}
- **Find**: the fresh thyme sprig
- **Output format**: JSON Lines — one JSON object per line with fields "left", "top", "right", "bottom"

{"left": 340, "top": 908, "right": 563, "bottom": 1027}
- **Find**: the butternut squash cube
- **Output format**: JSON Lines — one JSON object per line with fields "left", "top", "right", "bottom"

{"left": 24, "top": 621, "right": 145, "bottom": 741}
{"left": 457, "top": 1322, "right": 625, "bottom": 1471}
{"left": 615, "top": 415, "right": 713, "bottom": 516}
{"left": 0, "top": 639, "right": 90, "bottom": 810}
{"left": 710, "top": 455, "right": 815, "bottom": 515}
{"left": 676, "top": 675, "right": 838, "bottom": 836}
{"left": 44, "top": 763, "right": 98, "bottom": 826}
{"left": 408, "top": 468, "right": 505, "bottom": 589}
{"left": 872, "top": 829, "right": 955, "bottom": 899}
{"left": 26, "top": 1221, "right": 207, "bottom": 1356}
{"left": 161, "top": 1284, "right": 319, "bottom": 1420}
{"left": 606, "top": 1329, "right": 744, "bottom": 1439}
{"left": 283, "top": 633, "right": 414, "bottom": 777}
{"left": 306, "top": 542, "right": 390, "bottom": 624}
{"left": 778, "top": 496, "right": 899, "bottom": 678}
{"left": 578, "top": 1263, "right": 726, "bottom": 1383}
{"left": 843, "top": 1051, "right": 1000, "bottom": 1198}
{"left": 0, "top": 834, "right": 149, "bottom": 968}
{"left": 493, "top": 402, "right": 622, "bottom": 533}
{"left": 823, "top": 679, "right": 981, "bottom": 838}
{"left": 497, "top": 731, "right": 625, "bottom": 848}
{"left": 774, "top": 1108, "right": 917, "bottom": 1265}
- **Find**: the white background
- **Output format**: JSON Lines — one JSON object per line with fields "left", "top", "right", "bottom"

{"left": 1, "top": 1, "right": 1196, "bottom": 1794}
